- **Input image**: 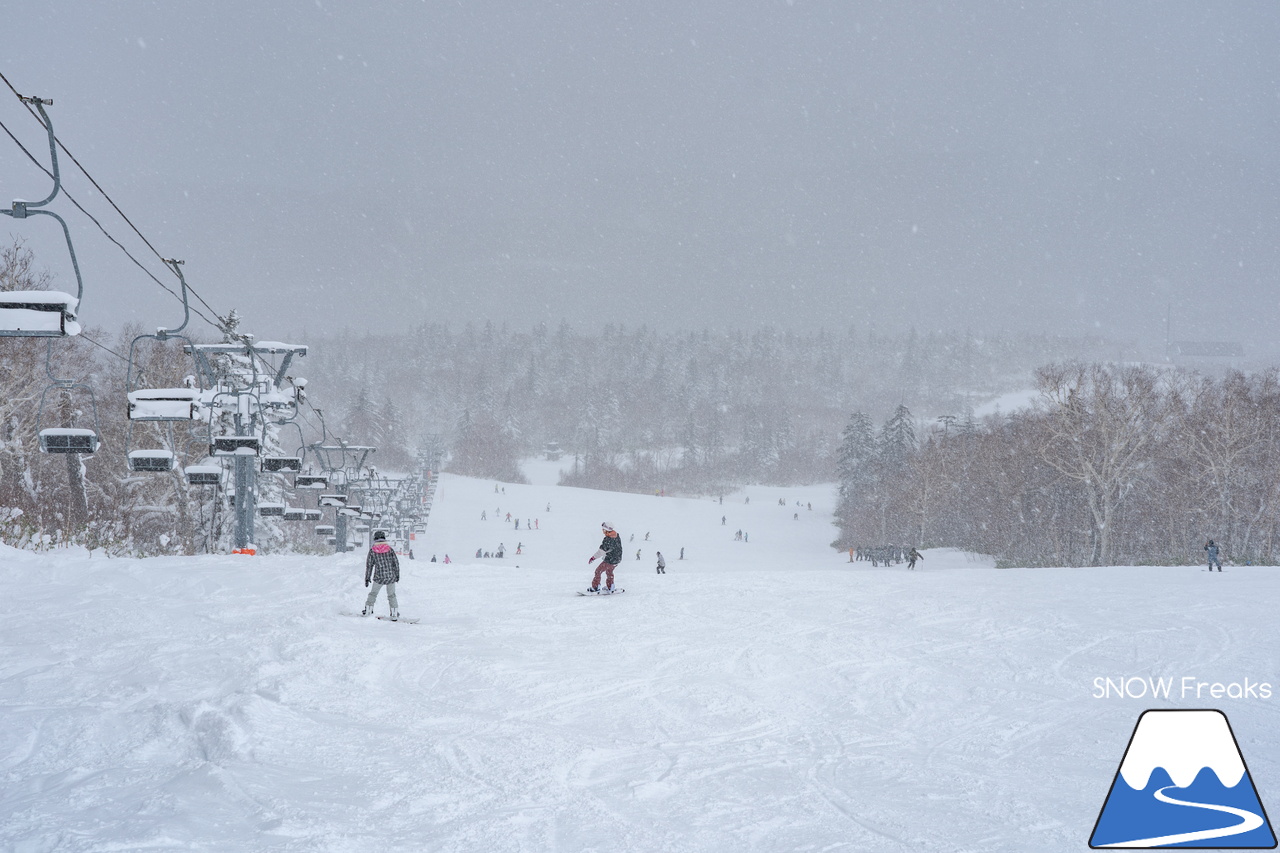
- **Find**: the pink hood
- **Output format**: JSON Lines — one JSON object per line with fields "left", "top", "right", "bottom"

{"left": 372, "top": 543, "right": 393, "bottom": 554}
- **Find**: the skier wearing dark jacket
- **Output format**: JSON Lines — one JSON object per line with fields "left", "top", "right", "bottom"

{"left": 363, "top": 531, "right": 401, "bottom": 618}
{"left": 587, "top": 522, "right": 623, "bottom": 592}
{"left": 1205, "top": 539, "right": 1222, "bottom": 572}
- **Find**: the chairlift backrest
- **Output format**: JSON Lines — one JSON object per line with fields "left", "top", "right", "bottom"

{"left": 39, "top": 428, "right": 99, "bottom": 454}
{"left": 211, "top": 436, "right": 260, "bottom": 456}
{"left": 127, "top": 449, "right": 176, "bottom": 472}
{"left": 262, "top": 456, "right": 302, "bottom": 473}
{"left": 128, "top": 389, "right": 200, "bottom": 421}
{"left": 0, "top": 291, "right": 81, "bottom": 337}
{"left": 184, "top": 465, "right": 222, "bottom": 486}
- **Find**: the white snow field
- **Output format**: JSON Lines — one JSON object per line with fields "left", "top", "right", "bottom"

{"left": 4, "top": 471, "right": 1280, "bottom": 852}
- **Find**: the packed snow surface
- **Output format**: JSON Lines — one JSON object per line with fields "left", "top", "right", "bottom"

{"left": 3, "top": 472, "right": 1279, "bottom": 852}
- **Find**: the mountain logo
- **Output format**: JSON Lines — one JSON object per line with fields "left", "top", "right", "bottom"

{"left": 1090, "top": 709, "right": 1276, "bottom": 848}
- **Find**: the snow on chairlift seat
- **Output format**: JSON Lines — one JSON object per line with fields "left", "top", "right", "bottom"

{"left": 338, "top": 505, "right": 362, "bottom": 517}
{"left": 295, "top": 474, "right": 327, "bottom": 488}
{"left": 258, "top": 502, "right": 285, "bottom": 517}
{"left": 0, "top": 291, "right": 81, "bottom": 337}
{"left": 282, "top": 507, "right": 307, "bottom": 521}
{"left": 318, "top": 494, "right": 346, "bottom": 507}
{"left": 211, "top": 436, "right": 260, "bottom": 456}
{"left": 184, "top": 465, "right": 222, "bottom": 485}
{"left": 314, "top": 524, "right": 335, "bottom": 536}
{"left": 303, "top": 509, "right": 322, "bottom": 521}
{"left": 127, "top": 388, "right": 200, "bottom": 421}
{"left": 127, "top": 449, "right": 175, "bottom": 472}
{"left": 39, "top": 428, "right": 99, "bottom": 454}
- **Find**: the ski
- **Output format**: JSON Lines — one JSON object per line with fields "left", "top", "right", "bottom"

{"left": 377, "top": 615, "right": 420, "bottom": 623}
{"left": 576, "top": 589, "right": 625, "bottom": 596}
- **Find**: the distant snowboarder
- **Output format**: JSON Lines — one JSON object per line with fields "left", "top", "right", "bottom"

{"left": 907, "top": 547, "right": 923, "bottom": 570}
{"left": 656, "top": 551, "right": 666, "bottom": 574}
{"left": 587, "top": 522, "right": 623, "bottom": 593}
{"left": 1205, "top": 539, "right": 1222, "bottom": 572}
{"left": 362, "top": 530, "right": 400, "bottom": 620}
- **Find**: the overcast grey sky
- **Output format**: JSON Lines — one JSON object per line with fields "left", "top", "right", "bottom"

{"left": 3, "top": 1, "right": 1278, "bottom": 352}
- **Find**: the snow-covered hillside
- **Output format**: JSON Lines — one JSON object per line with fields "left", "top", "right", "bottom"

{"left": 3, "top": 472, "right": 1278, "bottom": 852}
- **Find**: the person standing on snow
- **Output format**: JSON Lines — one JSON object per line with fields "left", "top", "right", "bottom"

{"left": 906, "top": 547, "right": 923, "bottom": 570}
{"left": 656, "top": 551, "right": 666, "bottom": 574}
{"left": 1205, "top": 539, "right": 1223, "bottom": 571}
{"left": 363, "top": 530, "right": 401, "bottom": 619}
{"left": 587, "top": 522, "right": 623, "bottom": 592}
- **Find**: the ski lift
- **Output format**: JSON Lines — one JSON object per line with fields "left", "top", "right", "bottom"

{"left": 129, "top": 389, "right": 200, "bottom": 421}
{"left": 282, "top": 507, "right": 307, "bottom": 521}
{"left": 127, "top": 449, "right": 175, "bottom": 473}
{"left": 318, "top": 494, "right": 346, "bottom": 507}
{"left": 295, "top": 474, "right": 328, "bottom": 488}
{"left": 0, "top": 98, "right": 85, "bottom": 338}
{"left": 303, "top": 509, "right": 322, "bottom": 521}
{"left": 211, "top": 435, "right": 260, "bottom": 456}
{"left": 315, "top": 525, "right": 335, "bottom": 536}
{"left": 261, "top": 456, "right": 302, "bottom": 473}
{"left": 258, "top": 502, "right": 284, "bottom": 517}
{"left": 35, "top": 342, "right": 101, "bottom": 454}
{"left": 121, "top": 261, "right": 210, "bottom": 472}
{"left": 184, "top": 464, "right": 223, "bottom": 486}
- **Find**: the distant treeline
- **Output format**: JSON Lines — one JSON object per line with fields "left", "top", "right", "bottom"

{"left": 834, "top": 363, "right": 1280, "bottom": 567}
{"left": 306, "top": 321, "right": 1131, "bottom": 493}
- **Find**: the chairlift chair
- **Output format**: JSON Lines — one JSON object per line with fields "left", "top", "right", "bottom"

{"left": 35, "top": 352, "right": 101, "bottom": 454}
{"left": 211, "top": 435, "right": 261, "bottom": 456}
{"left": 184, "top": 465, "right": 223, "bottom": 486}
{"left": 295, "top": 474, "right": 328, "bottom": 488}
{"left": 258, "top": 502, "right": 285, "bottom": 517}
{"left": 303, "top": 509, "right": 322, "bottom": 521}
{"left": 0, "top": 291, "right": 81, "bottom": 337}
{"left": 0, "top": 99, "right": 86, "bottom": 339}
{"left": 315, "top": 525, "right": 335, "bottom": 536}
{"left": 127, "top": 449, "right": 175, "bottom": 473}
{"left": 262, "top": 456, "right": 302, "bottom": 473}
{"left": 282, "top": 507, "right": 307, "bottom": 521}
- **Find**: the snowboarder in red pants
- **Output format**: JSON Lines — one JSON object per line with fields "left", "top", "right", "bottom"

{"left": 588, "top": 522, "right": 623, "bottom": 592}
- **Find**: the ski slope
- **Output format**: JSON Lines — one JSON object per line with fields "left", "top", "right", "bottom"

{"left": 3, "top": 471, "right": 1279, "bottom": 852}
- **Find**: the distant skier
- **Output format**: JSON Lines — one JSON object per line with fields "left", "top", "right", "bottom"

{"left": 362, "top": 531, "right": 400, "bottom": 620}
{"left": 656, "top": 551, "right": 666, "bottom": 574}
{"left": 907, "top": 547, "right": 923, "bottom": 570}
{"left": 587, "top": 522, "right": 623, "bottom": 592}
{"left": 1205, "top": 539, "right": 1222, "bottom": 572}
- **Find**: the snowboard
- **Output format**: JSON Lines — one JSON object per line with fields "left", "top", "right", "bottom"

{"left": 577, "top": 588, "right": 625, "bottom": 596}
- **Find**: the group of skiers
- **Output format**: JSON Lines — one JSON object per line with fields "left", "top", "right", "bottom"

{"left": 849, "top": 545, "right": 924, "bottom": 570}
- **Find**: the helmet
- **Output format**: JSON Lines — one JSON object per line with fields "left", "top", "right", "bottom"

{"left": 601, "top": 522, "right": 614, "bottom": 532}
